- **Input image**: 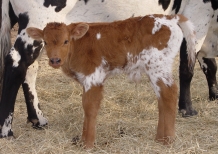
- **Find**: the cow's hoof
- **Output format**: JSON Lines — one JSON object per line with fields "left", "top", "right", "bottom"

{"left": 38, "top": 117, "right": 48, "bottom": 126}
{"left": 209, "top": 95, "right": 218, "bottom": 101}
{"left": 0, "top": 128, "right": 14, "bottom": 138}
{"left": 209, "top": 87, "right": 218, "bottom": 101}
{"left": 27, "top": 118, "right": 48, "bottom": 130}
{"left": 32, "top": 124, "right": 46, "bottom": 130}
{"left": 179, "top": 109, "right": 198, "bottom": 117}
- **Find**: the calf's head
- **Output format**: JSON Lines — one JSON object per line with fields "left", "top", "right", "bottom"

{"left": 27, "top": 22, "right": 89, "bottom": 68}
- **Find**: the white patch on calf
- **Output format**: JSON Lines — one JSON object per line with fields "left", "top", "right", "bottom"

{"left": 125, "top": 53, "right": 144, "bottom": 83}
{"left": 77, "top": 59, "right": 108, "bottom": 92}
{"left": 9, "top": 48, "right": 21, "bottom": 67}
{"left": 151, "top": 16, "right": 179, "bottom": 35}
{"left": 126, "top": 48, "right": 174, "bottom": 97}
{"left": 152, "top": 20, "right": 162, "bottom": 34}
{"left": 125, "top": 19, "right": 183, "bottom": 97}
{"left": 96, "top": 33, "right": 101, "bottom": 40}
{"left": 1, "top": 112, "right": 13, "bottom": 137}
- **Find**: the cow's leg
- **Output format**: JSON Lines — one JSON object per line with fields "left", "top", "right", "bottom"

{"left": 197, "top": 57, "right": 218, "bottom": 100}
{"left": 0, "top": 29, "right": 44, "bottom": 137}
{"left": 0, "top": 47, "right": 27, "bottom": 137}
{"left": 155, "top": 79, "right": 177, "bottom": 145}
{"left": 81, "top": 85, "right": 103, "bottom": 149}
{"left": 178, "top": 39, "right": 197, "bottom": 117}
{"left": 22, "top": 60, "right": 47, "bottom": 128}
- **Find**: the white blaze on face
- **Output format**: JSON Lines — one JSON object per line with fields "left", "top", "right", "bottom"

{"left": 9, "top": 47, "right": 21, "bottom": 67}
{"left": 96, "top": 32, "right": 101, "bottom": 40}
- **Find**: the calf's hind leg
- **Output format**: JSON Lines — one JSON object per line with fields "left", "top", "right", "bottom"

{"left": 155, "top": 80, "right": 177, "bottom": 144}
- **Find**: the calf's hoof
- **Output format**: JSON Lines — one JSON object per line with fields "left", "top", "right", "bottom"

{"left": 155, "top": 136, "right": 175, "bottom": 145}
{"left": 83, "top": 142, "right": 95, "bottom": 150}
{"left": 72, "top": 136, "right": 94, "bottom": 150}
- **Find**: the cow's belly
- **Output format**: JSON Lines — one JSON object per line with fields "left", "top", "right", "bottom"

{"left": 199, "top": 10, "right": 218, "bottom": 58}
{"left": 10, "top": 0, "right": 78, "bottom": 29}
{"left": 66, "top": 0, "right": 179, "bottom": 23}
{"left": 200, "top": 32, "right": 218, "bottom": 58}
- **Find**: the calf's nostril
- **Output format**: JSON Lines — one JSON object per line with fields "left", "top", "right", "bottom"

{"left": 50, "top": 59, "right": 54, "bottom": 64}
{"left": 50, "top": 58, "right": 61, "bottom": 64}
{"left": 57, "top": 59, "right": 61, "bottom": 63}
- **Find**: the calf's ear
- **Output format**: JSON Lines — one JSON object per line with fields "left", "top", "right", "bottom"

{"left": 70, "top": 23, "right": 89, "bottom": 40}
{"left": 26, "top": 27, "right": 43, "bottom": 40}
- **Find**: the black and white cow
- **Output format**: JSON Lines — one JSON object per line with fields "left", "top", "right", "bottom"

{"left": 0, "top": 0, "right": 217, "bottom": 138}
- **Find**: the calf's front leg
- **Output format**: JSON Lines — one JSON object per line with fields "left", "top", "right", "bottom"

{"left": 81, "top": 85, "right": 103, "bottom": 149}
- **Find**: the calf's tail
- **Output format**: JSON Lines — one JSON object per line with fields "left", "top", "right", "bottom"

{"left": 177, "top": 14, "right": 196, "bottom": 71}
{"left": 0, "top": 0, "right": 11, "bottom": 96}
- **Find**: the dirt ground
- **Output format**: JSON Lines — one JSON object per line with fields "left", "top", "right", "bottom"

{"left": 0, "top": 24, "right": 218, "bottom": 154}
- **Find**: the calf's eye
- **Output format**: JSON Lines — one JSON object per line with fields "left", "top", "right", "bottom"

{"left": 64, "top": 40, "right": 68, "bottom": 44}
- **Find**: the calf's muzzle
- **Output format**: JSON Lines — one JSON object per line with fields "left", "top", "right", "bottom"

{"left": 49, "top": 58, "right": 61, "bottom": 68}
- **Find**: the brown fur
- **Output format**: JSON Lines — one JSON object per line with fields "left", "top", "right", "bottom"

{"left": 81, "top": 85, "right": 103, "bottom": 148}
{"left": 44, "top": 15, "right": 171, "bottom": 75}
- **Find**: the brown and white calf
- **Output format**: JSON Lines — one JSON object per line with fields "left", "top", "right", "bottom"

{"left": 27, "top": 14, "right": 196, "bottom": 149}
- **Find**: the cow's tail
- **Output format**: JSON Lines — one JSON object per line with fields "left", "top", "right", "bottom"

{"left": 177, "top": 14, "right": 196, "bottom": 71}
{"left": 0, "top": 0, "right": 11, "bottom": 95}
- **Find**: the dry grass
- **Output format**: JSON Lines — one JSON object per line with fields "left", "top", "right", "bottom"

{"left": 0, "top": 25, "right": 218, "bottom": 154}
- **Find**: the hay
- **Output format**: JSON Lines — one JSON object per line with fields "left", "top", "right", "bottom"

{"left": 0, "top": 25, "right": 218, "bottom": 154}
